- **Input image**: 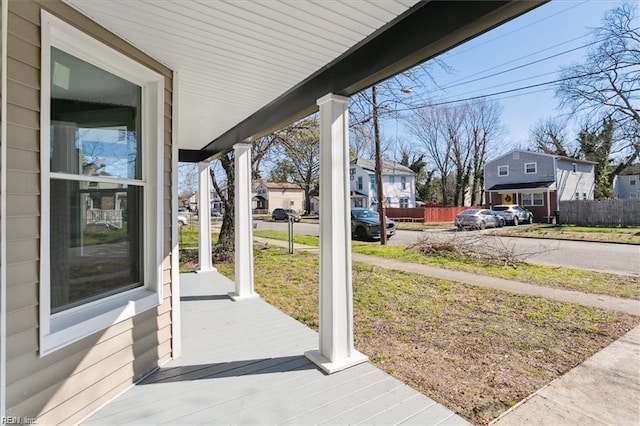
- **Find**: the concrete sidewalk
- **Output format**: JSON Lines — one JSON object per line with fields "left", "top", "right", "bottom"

{"left": 254, "top": 236, "right": 640, "bottom": 425}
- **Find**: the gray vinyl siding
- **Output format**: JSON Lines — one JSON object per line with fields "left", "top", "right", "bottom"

{"left": 614, "top": 174, "right": 640, "bottom": 199}
{"left": 5, "top": 1, "right": 174, "bottom": 424}
{"left": 556, "top": 158, "right": 595, "bottom": 200}
{"left": 485, "top": 151, "right": 555, "bottom": 189}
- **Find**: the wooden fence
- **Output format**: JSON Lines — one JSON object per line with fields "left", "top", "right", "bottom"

{"left": 559, "top": 199, "right": 640, "bottom": 226}
{"left": 386, "top": 206, "right": 483, "bottom": 223}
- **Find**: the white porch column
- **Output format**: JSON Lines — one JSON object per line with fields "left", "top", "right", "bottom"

{"left": 305, "top": 93, "right": 368, "bottom": 374}
{"left": 229, "top": 141, "right": 259, "bottom": 301}
{"left": 197, "top": 161, "right": 213, "bottom": 272}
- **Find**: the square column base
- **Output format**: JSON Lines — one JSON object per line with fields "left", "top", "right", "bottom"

{"left": 304, "top": 349, "right": 369, "bottom": 375}
{"left": 228, "top": 292, "right": 260, "bottom": 302}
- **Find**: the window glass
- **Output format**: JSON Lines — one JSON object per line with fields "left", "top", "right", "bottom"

{"left": 525, "top": 162, "right": 536, "bottom": 174}
{"left": 401, "top": 176, "right": 407, "bottom": 190}
{"left": 498, "top": 165, "right": 508, "bottom": 176}
{"left": 522, "top": 193, "right": 543, "bottom": 206}
{"left": 389, "top": 176, "right": 395, "bottom": 184}
{"left": 357, "top": 176, "right": 363, "bottom": 190}
{"left": 50, "top": 48, "right": 141, "bottom": 180}
{"left": 50, "top": 47, "right": 144, "bottom": 313}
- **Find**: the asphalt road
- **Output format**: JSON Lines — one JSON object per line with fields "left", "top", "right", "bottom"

{"left": 256, "top": 220, "right": 640, "bottom": 276}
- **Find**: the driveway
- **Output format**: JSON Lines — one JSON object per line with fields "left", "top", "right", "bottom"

{"left": 255, "top": 220, "right": 640, "bottom": 276}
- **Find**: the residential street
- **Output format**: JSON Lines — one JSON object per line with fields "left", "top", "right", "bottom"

{"left": 255, "top": 220, "right": 640, "bottom": 276}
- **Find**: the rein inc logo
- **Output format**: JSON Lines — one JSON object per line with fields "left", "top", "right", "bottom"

{"left": 2, "top": 418, "right": 36, "bottom": 425}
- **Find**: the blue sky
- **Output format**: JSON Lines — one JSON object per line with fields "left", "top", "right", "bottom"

{"left": 393, "top": 0, "right": 627, "bottom": 151}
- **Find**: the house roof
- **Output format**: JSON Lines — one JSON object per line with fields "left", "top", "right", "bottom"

{"left": 487, "top": 149, "right": 597, "bottom": 165}
{"left": 63, "top": 1, "right": 545, "bottom": 162}
{"left": 351, "top": 159, "right": 415, "bottom": 176}
{"left": 619, "top": 163, "right": 640, "bottom": 176}
{"left": 487, "top": 181, "right": 555, "bottom": 191}
{"left": 261, "top": 182, "right": 304, "bottom": 191}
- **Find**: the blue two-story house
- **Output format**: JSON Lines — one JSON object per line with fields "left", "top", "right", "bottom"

{"left": 485, "top": 150, "right": 596, "bottom": 221}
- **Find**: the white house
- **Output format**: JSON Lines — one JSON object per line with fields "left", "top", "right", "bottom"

{"left": 350, "top": 159, "right": 416, "bottom": 209}
{"left": 613, "top": 164, "right": 640, "bottom": 199}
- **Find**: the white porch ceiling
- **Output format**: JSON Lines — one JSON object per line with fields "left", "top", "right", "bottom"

{"left": 63, "top": 0, "right": 420, "bottom": 152}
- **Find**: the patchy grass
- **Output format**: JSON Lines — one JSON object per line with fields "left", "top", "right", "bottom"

{"left": 215, "top": 245, "right": 638, "bottom": 425}
{"left": 496, "top": 224, "right": 640, "bottom": 244}
{"left": 252, "top": 230, "right": 640, "bottom": 300}
{"left": 394, "top": 221, "right": 452, "bottom": 231}
{"left": 177, "top": 228, "right": 219, "bottom": 249}
{"left": 254, "top": 229, "right": 319, "bottom": 246}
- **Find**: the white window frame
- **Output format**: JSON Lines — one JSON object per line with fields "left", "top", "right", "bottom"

{"left": 498, "top": 165, "right": 509, "bottom": 177}
{"left": 525, "top": 162, "right": 537, "bottom": 174}
{"left": 39, "top": 12, "right": 164, "bottom": 356}
{"left": 401, "top": 176, "right": 407, "bottom": 190}
{"left": 630, "top": 177, "right": 637, "bottom": 186}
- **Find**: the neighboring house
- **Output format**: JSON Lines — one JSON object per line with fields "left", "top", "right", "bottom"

{"left": 485, "top": 150, "right": 596, "bottom": 221}
{"left": 186, "top": 189, "right": 224, "bottom": 213}
{"left": 0, "top": 1, "right": 543, "bottom": 423}
{"left": 613, "top": 163, "right": 640, "bottom": 199}
{"left": 253, "top": 181, "right": 305, "bottom": 213}
{"left": 350, "top": 159, "right": 416, "bottom": 209}
{"left": 310, "top": 196, "right": 320, "bottom": 215}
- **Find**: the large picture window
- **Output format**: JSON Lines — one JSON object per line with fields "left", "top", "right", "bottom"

{"left": 40, "top": 12, "right": 164, "bottom": 355}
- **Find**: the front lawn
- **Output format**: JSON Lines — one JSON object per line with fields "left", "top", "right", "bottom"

{"left": 215, "top": 245, "right": 638, "bottom": 425}
{"left": 495, "top": 224, "right": 640, "bottom": 244}
{"left": 252, "top": 230, "right": 640, "bottom": 299}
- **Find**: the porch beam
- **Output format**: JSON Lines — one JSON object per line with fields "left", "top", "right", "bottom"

{"left": 197, "top": 161, "right": 213, "bottom": 272}
{"left": 229, "top": 141, "right": 258, "bottom": 301}
{"left": 305, "top": 94, "right": 367, "bottom": 374}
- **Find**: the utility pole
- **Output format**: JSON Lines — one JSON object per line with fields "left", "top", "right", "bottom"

{"left": 372, "top": 85, "right": 387, "bottom": 245}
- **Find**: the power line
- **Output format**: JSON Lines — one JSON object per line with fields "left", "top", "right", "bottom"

{"left": 443, "top": 1, "right": 589, "bottom": 59}
{"left": 437, "top": 42, "right": 591, "bottom": 92}
{"left": 440, "top": 33, "right": 588, "bottom": 87}
{"left": 396, "top": 64, "right": 637, "bottom": 111}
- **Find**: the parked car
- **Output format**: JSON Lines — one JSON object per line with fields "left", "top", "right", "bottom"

{"left": 177, "top": 211, "right": 188, "bottom": 226}
{"left": 272, "top": 208, "right": 301, "bottom": 222}
{"left": 454, "top": 208, "right": 504, "bottom": 230}
{"left": 491, "top": 204, "right": 533, "bottom": 226}
{"left": 351, "top": 208, "right": 396, "bottom": 240}
{"left": 211, "top": 208, "right": 222, "bottom": 217}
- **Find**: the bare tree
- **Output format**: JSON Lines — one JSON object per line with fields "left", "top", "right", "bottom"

{"left": 530, "top": 117, "right": 574, "bottom": 157}
{"left": 444, "top": 104, "right": 471, "bottom": 206}
{"left": 406, "top": 105, "right": 454, "bottom": 205}
{"left": 465, "top": 98, "right": 504, "bottom": 206}
{"left": 209, "top": 135, "right": 280, "bottom": 256}
{"left": 274, "top": 117, "right": 320, "bottom": 214}
{"left": 556, "top": 0, "right": 640, "bottom": 167}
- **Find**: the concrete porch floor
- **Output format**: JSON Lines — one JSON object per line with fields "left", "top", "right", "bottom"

{"left": 83, "top": 271, "right": 469, "bottom": 425}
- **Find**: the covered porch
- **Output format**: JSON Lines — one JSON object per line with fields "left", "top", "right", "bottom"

{"left": 83, "top": 271, "right": 469, "bottom": 425}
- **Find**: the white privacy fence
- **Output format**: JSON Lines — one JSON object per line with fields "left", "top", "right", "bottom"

{"left": 86, "top": 209, "right": 123, "bottom": 229}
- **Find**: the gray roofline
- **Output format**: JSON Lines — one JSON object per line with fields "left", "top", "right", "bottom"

{"left": 487, "top": 149, "right": 597, "bottom": 165}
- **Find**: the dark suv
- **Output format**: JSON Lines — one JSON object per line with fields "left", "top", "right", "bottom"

{"left": 351, "top": 208, "right": 395, "bottom": 240}
{"left": 272, "top": 208, "right": 301, "bottom": 222}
